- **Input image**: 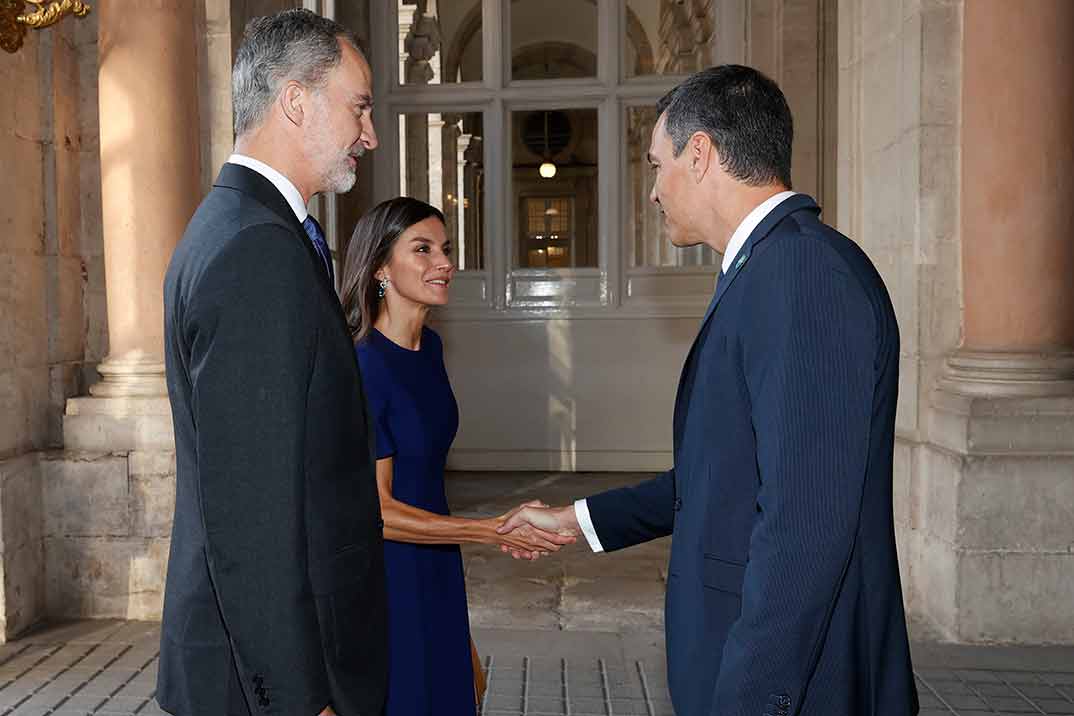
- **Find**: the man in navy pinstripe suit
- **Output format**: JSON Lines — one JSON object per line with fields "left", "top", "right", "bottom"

{"left": 501, "top": 65, "right": 918, "bottom": 716}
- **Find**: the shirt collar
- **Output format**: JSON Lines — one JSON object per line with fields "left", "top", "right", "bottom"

{"left": 721, "top": 190, "right": 798, "bottom": 274}
{"left": 227, "top": 153, "right": 309, "bottom": 222}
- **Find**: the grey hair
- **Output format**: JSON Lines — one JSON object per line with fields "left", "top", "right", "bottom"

{"left": 232, "top": 9, "right": 363, "bottom": 137}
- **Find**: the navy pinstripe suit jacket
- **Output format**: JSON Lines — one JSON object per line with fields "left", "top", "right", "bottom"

{"left": 587, "top": 195, "right": 918, "bottom": 716}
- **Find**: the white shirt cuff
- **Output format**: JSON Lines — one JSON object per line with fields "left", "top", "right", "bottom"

{"left": 574, "top": 499, "right": 605, "bottom": 554}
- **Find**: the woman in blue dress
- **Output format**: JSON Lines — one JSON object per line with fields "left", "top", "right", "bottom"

{"left": 339, "top": 197, "right": 574, "bottom": 716}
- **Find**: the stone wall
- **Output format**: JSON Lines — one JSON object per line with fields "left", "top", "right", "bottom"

{"left": 0, "top": 14, "right": 103, "bottom": 639}
{"left": 749, "top": 0, "right": 834, "bottom": 208}
{"left": 839, "top": 0, "right": 965, "bottom": 639}
{"left": 40, "top": 451, "right": 171, "bottom": 620}
{"left": 2, "top": 26, "right": 52, "bottom": 463}
{"left": 839, "top": 0, "right": 1074, "bottom": 644}
{"left": 78, "top": 13, "right": 107, "bottom": 375}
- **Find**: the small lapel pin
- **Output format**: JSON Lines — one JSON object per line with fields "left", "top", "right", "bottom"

{"left": 734, "top": 253, "right": 748, "bottom": 271}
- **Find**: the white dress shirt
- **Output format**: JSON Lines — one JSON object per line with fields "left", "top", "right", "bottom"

{"left": 720, "top": 190, "right": 798, "bottom": 275}
{"left": 573, "top": 190, "right": 799, "bottom": 554}
{"left": 226, "top": 153, "right": 309, "bottom": 223}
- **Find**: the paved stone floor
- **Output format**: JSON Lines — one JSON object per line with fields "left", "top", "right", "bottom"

{"left": 1, "top": 472, "right": 1071, "bottom": 715}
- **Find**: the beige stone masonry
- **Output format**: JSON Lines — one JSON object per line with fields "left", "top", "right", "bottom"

{"left": 0, "top": 454, "right": 46, "bottom": 640}
{"left": 63, "top": 396, "right": 174, "bottom": 453}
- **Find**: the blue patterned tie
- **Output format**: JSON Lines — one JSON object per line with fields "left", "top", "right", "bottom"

{"left": 302, "top": 214, "right": 334, "bottom": 285}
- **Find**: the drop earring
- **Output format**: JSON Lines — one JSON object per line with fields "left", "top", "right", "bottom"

{"left": 377, "top": 277, "right": 389, "bottom": 298}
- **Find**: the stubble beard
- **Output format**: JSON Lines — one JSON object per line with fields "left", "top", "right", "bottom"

{"left": 316, "top": 141, "right": 358, "bottom": 194}
{"left": 308, "top": 101, "right": 360, "bottom": 194}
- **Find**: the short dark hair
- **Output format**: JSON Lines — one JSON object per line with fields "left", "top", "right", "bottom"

{"left": 656, "top": 64, "right": 793, "bottom": 188}
{"left": 232, "top": 9, "right": 363, "bottom": 136}
{"left": 340, "top": 198, "right": 446, "bottom": 343}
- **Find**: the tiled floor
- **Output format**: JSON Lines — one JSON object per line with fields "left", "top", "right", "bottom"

{"left": 0, "top": 622, "right": 164, "bottom": 716}
{"left": 912, "top": 666, "right": 1074, "bottom": 715}
{"left": 1, "top": 620, "right": 1072, "bottom": 715}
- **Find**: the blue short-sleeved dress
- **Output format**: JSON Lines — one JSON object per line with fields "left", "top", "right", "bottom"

{"left": 356, "top": 326, "right": 476, "bottom": 716}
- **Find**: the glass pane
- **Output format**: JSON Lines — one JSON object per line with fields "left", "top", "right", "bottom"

{"left": 511, "top": 0, "right": 597, "bottom": 80}
{"left": 400, "top": 112, "right": 486, "bottom": 270}
{"left": 398, "top": 1, "right": 482, "bottom": 85}
{"left": 624, "top": 0, "right": 715, "bottom": 78}
{"left": 625, "top": 106, "right": 718, "bottom": 267}
{"left": 512, "top": 108, "right": 598, "bottom": 269}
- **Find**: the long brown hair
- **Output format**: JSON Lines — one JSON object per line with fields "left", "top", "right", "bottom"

{"left": 339, "top": 197, "right": 446, "bottom": 343}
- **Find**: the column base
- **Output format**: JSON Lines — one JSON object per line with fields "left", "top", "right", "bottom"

{"left": 906, "top": 353, "right": 1074, "bottom": 644}
{"left": 89, "top": 355, "right": 167, "bottom": 398}
{"left": 63, "top": 395, "right": 174, "bottom": 452}
{"left": 937, "top": 350, "right": 1074, "bottom": 398}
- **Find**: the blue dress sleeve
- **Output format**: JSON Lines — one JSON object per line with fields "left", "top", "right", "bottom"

{"left": 356, "top": 342, "right": 397, "bottom": 459}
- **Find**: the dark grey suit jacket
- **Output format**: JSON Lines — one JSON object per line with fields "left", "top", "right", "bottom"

{"left": 158, "top": 163, "right": 387, "bottom": 716}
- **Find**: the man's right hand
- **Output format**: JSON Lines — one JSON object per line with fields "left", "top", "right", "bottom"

{"left": 497, "top": 504, "right": 580, "bottom": 559}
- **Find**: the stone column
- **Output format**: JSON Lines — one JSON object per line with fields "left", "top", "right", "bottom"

{"left": 91, "top": 0, "right": 201, "bottom": 397}
{"left": 925, "top": 0, "right": 1074, "bottom": 644}
{"left": 941, "top": 0, "right": 1074, "bottom": 395}
{"left": 65, "top": 0, "right": 197, "bottom": 455}
{"left": 55, "top": 1, "right": 199, "bottom": 623}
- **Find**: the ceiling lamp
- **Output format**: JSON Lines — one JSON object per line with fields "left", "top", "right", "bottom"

{"left": 539, "top": 110, "right": 556, "bottom": 179}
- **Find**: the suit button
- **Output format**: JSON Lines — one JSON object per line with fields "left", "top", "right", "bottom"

{"left": 672, "top": 498, "right": 683, "bottom": 511}
{"left": 253, "top": 674, "right": 264, "bottom": 686}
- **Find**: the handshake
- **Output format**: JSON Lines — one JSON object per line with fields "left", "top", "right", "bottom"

{"left": 493, "top": 501, "right": 581, "bottom": 560}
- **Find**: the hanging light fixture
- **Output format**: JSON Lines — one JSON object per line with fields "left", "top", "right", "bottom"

{"left": 539, "top": 110, "right": 557, "bottom": 179}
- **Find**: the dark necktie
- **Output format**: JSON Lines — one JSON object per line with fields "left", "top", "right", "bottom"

{"left": 302, "top": 214, "right": 334, "bottom": 285}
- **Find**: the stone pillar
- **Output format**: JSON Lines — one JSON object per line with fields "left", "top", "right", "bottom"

{"left": 941, "top": 0, "right": 1074, "bottom": 395}
{"left": 53, "top": 0, "right": 199, "bottom": 623}
{"left": 91, "top": 0, "right": 201, "bottom": 397}
{"left": 926, "top": 0, "right": 1074, "bottom": 643}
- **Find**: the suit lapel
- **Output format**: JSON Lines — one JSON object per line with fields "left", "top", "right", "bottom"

{"left": 670, "top": 194, "right": 821, "bottom": 456}
{"left": 213, "top": 163, "right": 350, "bottom": 327}
{"left": 215, "top": 163, "right": 306, "bottom": 236}
{"left": 699, "top": 194, "right": 819, "bottom": 329}
{"left": 214, "top": 164, "right": 337, "bottom": 294}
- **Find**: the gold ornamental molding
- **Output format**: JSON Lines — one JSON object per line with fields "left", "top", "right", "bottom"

{"left": 1, "top": 0, "right": 91, "bottom": 54}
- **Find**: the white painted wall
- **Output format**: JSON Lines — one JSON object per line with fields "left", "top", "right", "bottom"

{"left": 437, "top": 316, "right": 699, "bottom": 470}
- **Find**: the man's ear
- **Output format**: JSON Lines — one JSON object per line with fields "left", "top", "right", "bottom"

{"left": 280, "top": 81, "right": 306, "bottom": 127}
{"left": 689, "top": 131, "right": 714, "bottom": 183}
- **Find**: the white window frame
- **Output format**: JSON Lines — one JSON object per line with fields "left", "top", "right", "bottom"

{"left": 353, "top": 0, "right": 747, "bottom": 319}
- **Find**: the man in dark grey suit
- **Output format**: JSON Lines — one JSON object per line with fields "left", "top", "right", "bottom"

{"left": 158, "top": 11, "right": 384, "bottom": 716}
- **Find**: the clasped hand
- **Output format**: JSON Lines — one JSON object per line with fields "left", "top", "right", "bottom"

{"left": 494, "top": 501, "right": 579, "bottom": 560}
